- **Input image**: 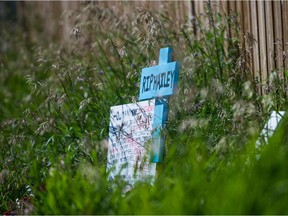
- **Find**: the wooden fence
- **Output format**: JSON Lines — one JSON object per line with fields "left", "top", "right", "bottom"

{"left": 13, "top": 1, "right": 288, "bottom": 90}
{"left": 234, "top": 1, "right": 288, "bottom": 94}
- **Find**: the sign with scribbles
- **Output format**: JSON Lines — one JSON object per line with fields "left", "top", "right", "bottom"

{"left": 107, "top": 99, "right": 156, "bottom": 187}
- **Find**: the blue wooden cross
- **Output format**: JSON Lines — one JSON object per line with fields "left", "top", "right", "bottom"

{"left": 139, "top": 47, "right": 180, "bottom": 162}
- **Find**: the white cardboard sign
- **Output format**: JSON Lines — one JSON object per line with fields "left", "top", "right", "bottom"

{"left": 107, "top": 99, "right": 156, "bottom": 187}
{"left": 256, "top": 111, "right": 285, "bottom": 147}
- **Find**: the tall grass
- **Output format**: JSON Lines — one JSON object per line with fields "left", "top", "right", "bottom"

{"left": 1, "top": 1, "right": 288, "bottom": 214}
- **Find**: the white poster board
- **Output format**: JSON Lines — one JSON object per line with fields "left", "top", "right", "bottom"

{"left": 256, "top": 111, "right": 285, "bottom": 147}
{"left": 107, "top": 99, "right": 156, "bottom": 188}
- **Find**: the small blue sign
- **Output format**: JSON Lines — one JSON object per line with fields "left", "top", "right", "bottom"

{"left": 139, "top": 47, "right": 180, "bottom": 101}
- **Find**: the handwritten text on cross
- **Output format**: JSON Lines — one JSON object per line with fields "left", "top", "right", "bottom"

{"left": 139, "top": 48, "right": 180, "bottom": 100}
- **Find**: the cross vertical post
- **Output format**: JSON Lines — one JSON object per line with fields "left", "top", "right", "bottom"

{"left": 150, "top": 98, "right": 168, "bottom": 162}
{"left": 139, "top": 47, "right": 180, "bottom": 163}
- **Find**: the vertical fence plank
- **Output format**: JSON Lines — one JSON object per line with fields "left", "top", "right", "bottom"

{"left": 228, "top": 1, "right": 237, "bottom": 40}
{"left": 185, "top": 0, "right": 193, "bottom": 21}
{"left": 273, "top": 1, "right": 284, "bottom": 73}
{"left": 52, "top": 1, "right": 62, "bottom": 41}
{"left": 179, "top": 0, "right": 187, "bottom": 21}
{"left": 166, "top": 1, "right": 178, "bottom": 26}
{"left": 242, "top": 0, "right": 251, "bottom": 38}
{"left": 250, "top": 1, "right": 261, "bottom": 92}
{"left": 235, "top": 0, "right": 243, "bottom": 46}
{"left": 257, "top": 0, "right": 268, "bottom": 94}
{"left": 176, "top": 1, "right": 182, "bottom": 24}
{"left": 191, "top": 0, "right": 197, "bottom": 36}
{"left": 195, "top": 0, "right": 206, "bottom": 20}
{"left": 282, "top": 0, "right": 288, "bottom": 96}
{"left": 198, "top": 0, "right": 205, "bottom": 15}
{"left": 211, "top": 0, "right": 220, "bottom": 14}
{"left": 235, "top": 1, "right": 243, "bottom": 27}
{"left": 61, "top": 1, "right": 71, "bottom": 42}
{"left": 282, "top": 1, "right": 288, "bottom": 70}
{"left": 193, "top": 0, "right": 205, "bottom": 38}
{"left": 242, "top": 1, "right": 252, "bottom": 72}
{"left": 229, "top": 0, "right": 236, "bottom": 13}
{"left": 265, "top": 1, "right": 275, "bottom": 78}
{"left": 221, "top": 0, "right": 229, "bottom": 48}
{"left": 220, "top": 0, "right": 229, "bottom": 15}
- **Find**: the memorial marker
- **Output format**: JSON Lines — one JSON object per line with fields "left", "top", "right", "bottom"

{"left": 139, "top": 47, "right": 180, "bottom": 162}
{"left": 107, "top": 47, "right": 180, "bottom": 187}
